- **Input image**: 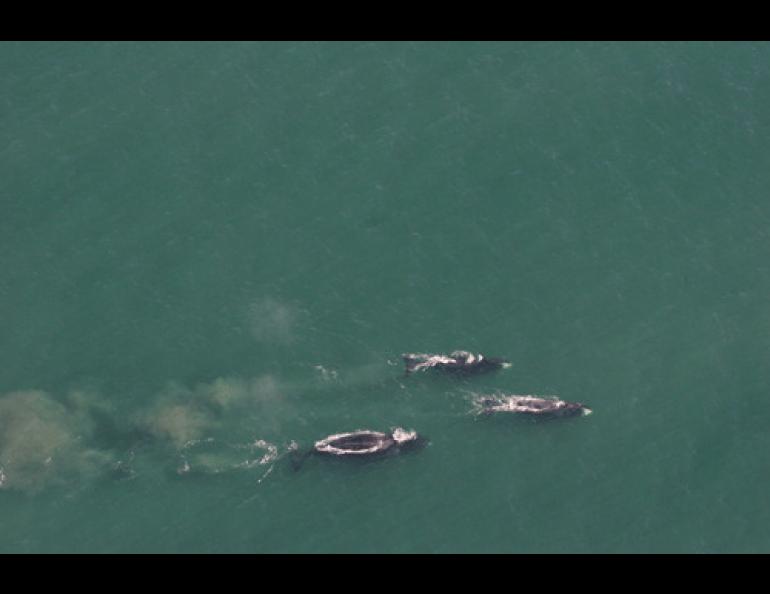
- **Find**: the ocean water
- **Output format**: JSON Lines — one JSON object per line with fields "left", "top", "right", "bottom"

{"left": 1, "top": 41, "right": 769, "bottom": 553}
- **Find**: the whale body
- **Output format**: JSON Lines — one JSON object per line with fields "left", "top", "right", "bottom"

{"left": 290, "top": 428, "right": 427, "bottom": 470}
{"left": 314, "top": 428, "right": 424, "bottom": 456}
{"left": 402, "top": 351, "right": 510, "bottom": 375}
{"left": 476, "top": 395, "right": 591, "bottom": 418}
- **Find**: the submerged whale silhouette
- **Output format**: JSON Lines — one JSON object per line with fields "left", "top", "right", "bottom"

{"left": 402, "top": 351, "right": 510, "bottom": 375}
{"left": 476, "top": 395, "right": 591, "bottom": 418}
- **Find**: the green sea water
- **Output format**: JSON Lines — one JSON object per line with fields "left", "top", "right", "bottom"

{"left": 1, "top": 41, "right": 769, "bottom": 553}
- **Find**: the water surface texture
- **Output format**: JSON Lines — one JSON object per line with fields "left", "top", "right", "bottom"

{"left": 1, "top": 41, "right": 769, "bottom": 552}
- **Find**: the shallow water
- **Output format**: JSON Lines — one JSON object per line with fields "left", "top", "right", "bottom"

{"left": 1, "top": 41, "right": 769, "bottom": 552}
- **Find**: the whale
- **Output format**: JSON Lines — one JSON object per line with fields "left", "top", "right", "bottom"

{"left": 475, "top": 395, "right": 591, "bottom": 418}
{"left": 290, "top": 428, "right": 427, "bottom": 469}
{"left": 402, "top": 351, "right": 510, "bottom": 375}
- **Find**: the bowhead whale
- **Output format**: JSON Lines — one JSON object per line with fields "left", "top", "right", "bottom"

{"left": 402, "top": 351, "right": 510, "bottom": 375}
{"left": 475, "top": 395, "right": 591, "bottom": 418}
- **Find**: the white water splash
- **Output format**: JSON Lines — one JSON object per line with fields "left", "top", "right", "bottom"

{"left": 313, "top": 365, "right": 338, "bottom": 381}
